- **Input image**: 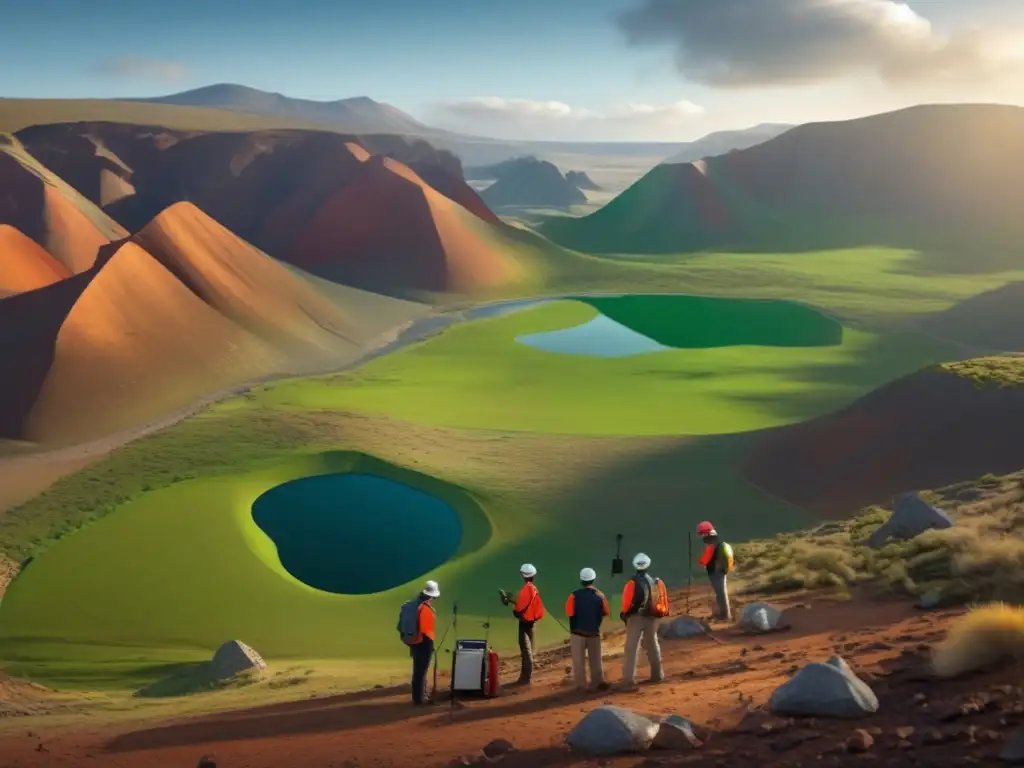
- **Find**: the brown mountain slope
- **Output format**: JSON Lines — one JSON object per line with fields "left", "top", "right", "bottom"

{"left": 133, "top": 202, "right": 360, "bottom": 356}
{"left": 740, "top": 365, "right": 1024, "bottom": 518}
{"left": 0, "top": 224, "right": 70, "bottom": 296}
{"left": 0, "top": 205, "right": 427, "bottom": 447}
{"left": 287, "top": 155, "right": 519, "bottom": 294}
{"left": 24, "top": 240, "right": 272, "bottom": 445}
{"left": 0, "top": 140, "right": 125, "bottom": 272}
{"left": 543, "top": 103, "right": 1024, "bottom": 256}
{"left": 14, "top": 123, "right": 503, "bottom": 294}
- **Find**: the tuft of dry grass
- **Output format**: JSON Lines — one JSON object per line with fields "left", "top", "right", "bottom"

{"left": 932, "top": 603, "right": 1024, "bottom": 678}
{"left": 733, "top": 472, "right": 1024, "bottom": 606}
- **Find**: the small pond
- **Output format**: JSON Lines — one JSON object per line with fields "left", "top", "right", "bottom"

{"left": 516, "top": 294, "right": 842, "bottom": 357}
{"left": 251, "top": 473, "right": 462, "bottom": 595}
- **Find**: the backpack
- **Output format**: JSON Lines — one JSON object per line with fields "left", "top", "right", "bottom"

{"left": 397, "top": 599, "right": 420, "bottom": 645}
{"left": 719, "top": 542, "right": 735, "bottom": 573}
{"left": 641, "top": 574, "right": 670, "bottom": 618}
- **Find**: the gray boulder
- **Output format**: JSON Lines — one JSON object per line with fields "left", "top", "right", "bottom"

{"left": 739, "top": 602, "right": 785, "bottom": 633}
{"left": 769, "top": 655, "right": 878, "bottom": 719}
{"left": 652, "top": 714, "right": 702, "bottom": 750}
{"left": 209, "top": 640, "right": 266, "bottom": 681}
{"left": 868, "top": 493, "right": 954, "bottom": 548}
{"left": 566, "top": 706, "right": 659, "bottom": 755}
{"left": 659, "top": 617, "right": 709, "bottom": 640}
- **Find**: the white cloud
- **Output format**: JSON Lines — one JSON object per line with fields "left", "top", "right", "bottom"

{"left": 93, "top": 56, "right": 188, "bottom": 83}
{"left": 617, "top": 0, "right": 1024, "bottom": 88}
{"left": 431, "top": 97, "right": 705, "bottom": 140}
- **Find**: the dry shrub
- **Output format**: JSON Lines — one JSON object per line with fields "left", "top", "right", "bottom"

{"left": 734, "top": 472, "right": 1024, "bottom": 604}
{"left": 932, "top": 603, "right": 1024, "bottom": 678}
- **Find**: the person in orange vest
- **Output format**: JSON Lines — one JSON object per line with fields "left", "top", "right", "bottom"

{"left": 407, "top": 580, "right": 439, "bottom": 705}
{"left": 697, "top": 521, "right": 734, "bottom": 622}
{"left": 619, "top": 553, "right": 670, "bottom": 689}
{"left": 502, "top": 563, "right": 545, "bottom": 685}
{"left": 565, "top": 567, "right": 611, "bottom": 691}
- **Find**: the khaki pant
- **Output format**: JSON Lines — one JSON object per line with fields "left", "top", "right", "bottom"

{"left": 709, "top": 571, "right": 732, "bottom": 621}
{"left": 570, "top": 634, "right": 605, "bottom": 689}
{"left": 622, "top": 615, "right": 663, "bottom": 685}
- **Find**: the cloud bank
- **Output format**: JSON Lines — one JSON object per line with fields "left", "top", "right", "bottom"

{"left": 431, "top": 97, "right": 705, "bottom": 140}
{"left": 93, "top": 56, "right": 188, "bottom": 83}
{"left": 617, "top": 0, "right": 1024, "bottom": 87}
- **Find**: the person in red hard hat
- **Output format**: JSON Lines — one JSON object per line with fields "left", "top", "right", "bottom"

{"left": 696, "top": 521, "right": 734, "bottom": 622}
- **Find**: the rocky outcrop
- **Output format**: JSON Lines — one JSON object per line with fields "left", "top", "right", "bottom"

{"left": 769, "top": 655, "right": 879, "bottom": 718}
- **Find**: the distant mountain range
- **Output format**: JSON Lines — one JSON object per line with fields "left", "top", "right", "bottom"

{"left": 661, "top": 123, "right": 794, "bottom": 164}
{"left": 126, "top": 84, "right": 447, "bottom": 138}
{"left": 121, "top": 85, "right": 792, "bottom": 169}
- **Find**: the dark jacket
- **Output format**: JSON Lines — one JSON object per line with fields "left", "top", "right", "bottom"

{"left": 566, "top": 586, "right": 610, "bottom": 636}
{"left": 621, "top": 572, "right": 653, "bottom": 619}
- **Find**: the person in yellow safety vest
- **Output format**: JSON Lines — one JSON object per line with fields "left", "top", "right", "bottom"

{"left": 619, "top": 552, "right": 669, "bottom": 689}
{"left": 697, "top": 521, "right": 734, "bottom": 622}
{"left": 502, "top": 563, "right": 545, "bottom": 685}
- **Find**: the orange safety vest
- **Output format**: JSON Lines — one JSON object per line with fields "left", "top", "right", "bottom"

{"left": 698, "top": 544, "right": 717, "bottom": 568}
{"left": 515, "top": 582, "right": 545, "bottom": 623}
{"left": 415, "top": 601, "right": 436, "bottom": 643}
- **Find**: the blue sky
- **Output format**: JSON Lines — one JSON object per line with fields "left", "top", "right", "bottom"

{"left": 3, "top": 0, "right": 1024, "bottom": 141}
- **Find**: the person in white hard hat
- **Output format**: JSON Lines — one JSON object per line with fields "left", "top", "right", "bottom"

{"left": 408, "top": 580, "right": 440, "bottom": 705}
{"left": 619, "top": 553, "right": 669, "bottom": 689}
{"left": 501, "top": 563, "right": 546, "bottom": 685}
{"left": 565, "top": 567, "right": 611, "bottom": 691}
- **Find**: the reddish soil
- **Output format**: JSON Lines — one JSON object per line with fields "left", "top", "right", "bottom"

{"left": 740, "top": 368, "right": 1024, "bottom": 518}
{"left": 2, "top": 588, "right": 1020, "bottom": 768}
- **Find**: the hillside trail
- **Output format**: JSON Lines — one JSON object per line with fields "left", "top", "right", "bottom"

{"left": 3, "top": 585, "right": 1019, "bottom": 768}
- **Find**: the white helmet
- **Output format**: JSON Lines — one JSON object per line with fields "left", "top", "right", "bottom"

{"left": 632, "top": 552, "right": 651, "bottom": 570}
{"left": 520, "top": 563, "right": 537, "bottom": 578}
{"left": 579, "top": 567, "right": 597, "bottom": 583}
{"left": 422, "top": 580, "right": 440, "bottom": 598}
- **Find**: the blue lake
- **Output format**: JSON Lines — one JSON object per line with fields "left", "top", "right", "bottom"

{"left": 251, "top": 473, "right": 462, "bottom": 595}
{"left": 516, "top": 313, "right": 670, "bottom": 358}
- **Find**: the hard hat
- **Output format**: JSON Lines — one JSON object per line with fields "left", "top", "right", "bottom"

{"left": 579, "top": 567, "right": 597, "bottom": 582}
{"left": 697, "top": 521, "right": 716, "bottom": 536}
{"left": 422, "top": 580, "right": 440, "bottom": 598}
{"left": 632, "top": 552, "right": 651, "bottom": 570}
{"left": 520, "top": 563, "right": 537, "bottom": 578}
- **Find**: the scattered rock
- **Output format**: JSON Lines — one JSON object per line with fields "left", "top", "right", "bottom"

{"left": 210, "top": 640, "right": 266, "bottom": 681}
{"left": 868, "top": 492, "right": 954, "bottom": 548}
{"left": 740, "top": 602, "right": 786, "bottom": 634}
{"left": 917, "top": 589, "right": 944, "bottom": 610}
{"left": 482, "top": 739, "right": 515, "bottom": 759}
{"left": 769, "top": 656, "right": 878, "bottom": 719}
{"left": 1002, "top": 728, "right": 1024, "bottom": 764}
{"left": 659, "top": 617, "right": 709, "bottom": 640}
{"left": 197, "top": 757, "right": 217, "bottom": 768}
{"left": 895, "top": 726, "right": 915, "bottom": 740}
{"left": 566, "top": 706, "right": 659, "bottom": 755}
{"left": 897, "top": 740, "right": 913, "bottom": 750}
{"left": 652, "top": 715, "right": 703, "bottom": 750}
{"left": 846, "top": 729, "right": 874, "bottom": 753}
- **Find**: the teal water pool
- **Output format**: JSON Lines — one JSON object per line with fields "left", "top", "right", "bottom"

{"left": 251, "top": 473, "right": 463, "bottom": 594}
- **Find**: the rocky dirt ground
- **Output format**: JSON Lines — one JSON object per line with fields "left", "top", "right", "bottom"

{"left": 2, "top": 586, "right": 1022, "bottom": 767}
